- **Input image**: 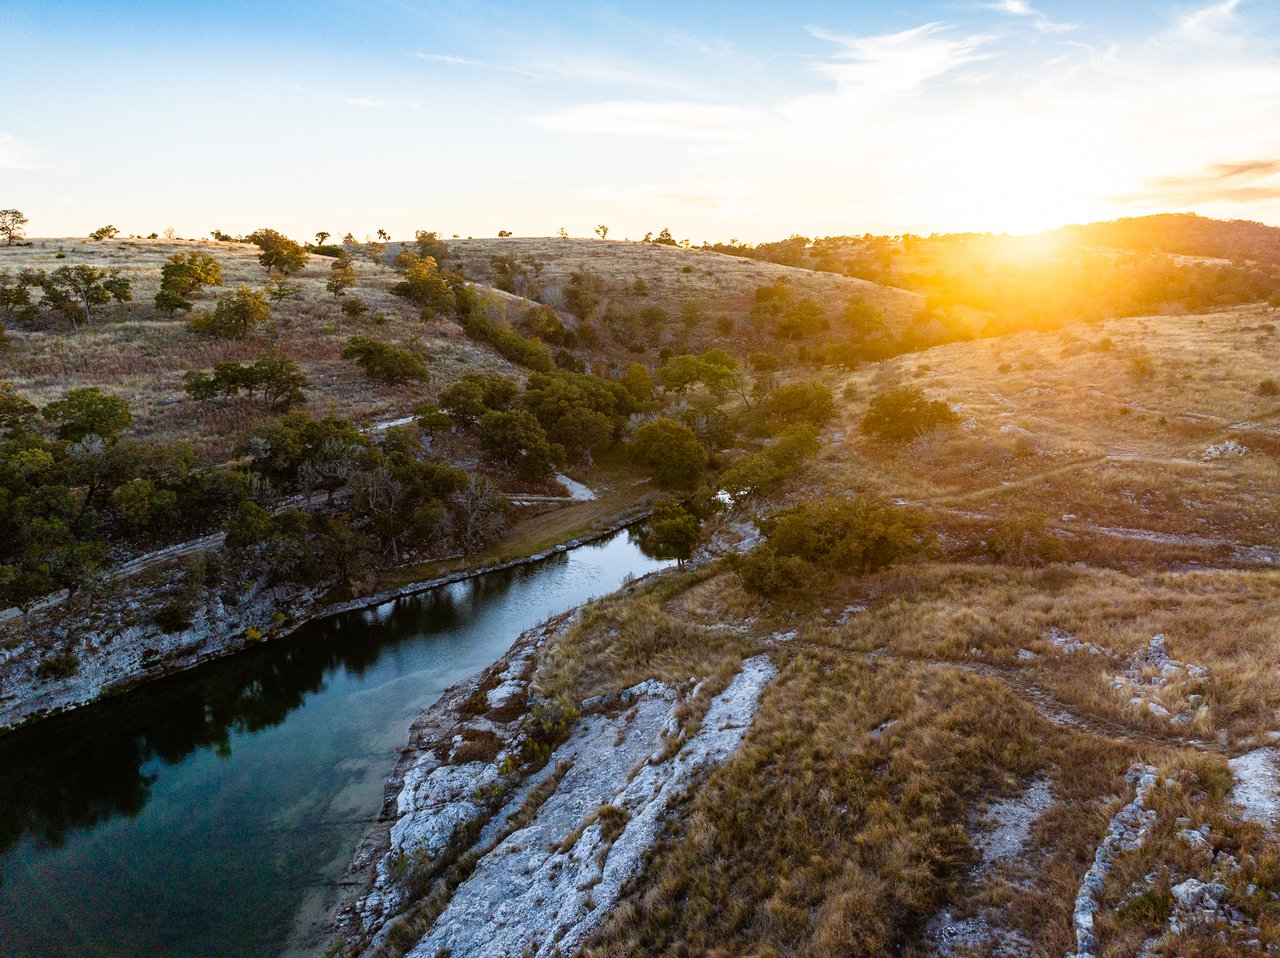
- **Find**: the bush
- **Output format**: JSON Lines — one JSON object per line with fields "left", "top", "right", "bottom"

{"left": 988, "top": 515, "right": 1068, "bottom": 566}
{"left": 629, "top": 417, "right": 706, "bottom": 488}
{"left": 760, "top": 495, "right": 931, "bottom": 575}
{"left": 478, "top": 409, "right": 560, "bottom": 480}
{"left": 860, "top": 385, "right": 958, "bottom": 442}
{"left": 637, "top": 496, "right": 701, "bottom": 565}
{"left": 1259, "top": 378, "right": 1279, "bottom": 397}
{"left": 732, "top": 547, "right": 812, "bottom": 597}
{"left": 190, "top": 286, "right": 270, "bottom": 338}
{"left": 462, "top": 312, "right": 555, "bottom": 371}
{"left": 35, "top": 647, "right": 80, "bottom": 680}
{"left": 341, "top": 336, "right": 429, "bottom": 384}
{"left": 757, "top": 380, "right": 835, "bottom": 433}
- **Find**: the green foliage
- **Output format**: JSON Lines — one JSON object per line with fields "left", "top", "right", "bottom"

{"left": 246, "top": 228, "right": 309, "bottom": 275}
{"left": 987, "top": 514, "right": 1068, "bottom": 566}
{"left": 390, "top": 254, "right": 454, "bottom": 314}
{"left": 112, "top": 478, "right": 179, "bottom": 534}
{"left": 731, "top": 548, "right": 812, "bottom": 598}
{"left": 159, "top": 252, "right": 222, "bottom": 297}
{"left": 43, "top": 387, "right": 132, "bottom": 442}
{"left": 414, "top": 229, "right": 449, "bottom": 261}
{"left": 0, "top": 268, "right": 41, "bottom": 327}
{"left": 88, "top": 225, "right": 119, "bottom": 241}
{"left": 656, "top": 351, "right": 741, "bottom": 399}
{"left": 719, "top": 424, "right": 820, "bottom": 502}
{"left": 756, "top": 380, "right": 835, "bottom": 433}
{"left": 517, "top": 303, "right": 570, "bottom": 345}
{"left": 241, "top": 413, "right": 367, "bottom": 485}
{"left": 760, "top": 495, "right": 931, "bottom": 576}
{"left": 326, "top": 251, "right": 358, "bottom": 297}
{"left": 638, "top": 496, "right": 701, "bottom": 565}
{"left": 439, "top": 373, "right": 518, "bottom": 425}
{"left": 563, "top": 271, "right": 601, "bottom": 319}
{"left": 860, "top": 385, "right": 959, "bottom": 443}
{"left": 413, "top": 404, "right": 453, "bottom": 435}
{"left": 477, "top": 409, "right": 560, "bottom": 480}
{"left": 184, "top": 350, "right": 309, "bottom": 409}
{"left": 523, "top": 369, "right": 633, "bottom": 462}
{"left": 39, "top": 265, "right": 133, "bottom": 328}
{"left": 0, "top": 381, "right": 38, "bottom": 437}
{"left": 621, "top": 362, "right": 655, "bottom": 403}
{"left": 341, "top": 336, "right": 429, "bottom": 384}
{"left": 462, "top": 311, "right": 556, "bottom": 371}
{"left": 191, "top": 286, "right": 270, "bottom": 339}
{"left": 629, "top": 417, "right": 706, "bottom": 488}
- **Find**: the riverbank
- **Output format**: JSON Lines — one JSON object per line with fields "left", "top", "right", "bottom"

{"left": 0, "top": 500, "right": 654, "bottom": 737}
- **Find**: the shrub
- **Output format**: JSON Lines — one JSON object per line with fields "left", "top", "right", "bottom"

{"left": 35, "top": 647, "right": 80, "bottom": 680}
{"left": 1259, "top": 378, "right": 1279, "bottom": 397}
{"left": 732, "top": 547, "right": 812, "bottom": 597}
{"left": 638, "top": 496, "right": 701, "bottom": 565}
{"left": 860, "top": 385, "right": 958, "bottom": 443}
{"left": 761, "top": 495, "right": 931, "bottom": 576}
{"left": 987, "top": 515, "right": 1068, "bottom": 566}
{"left": 478, "top": 409, "right": 560, "bottom": 479}
{"left": 629, "top": 418, "right": 706, "bottom": 488}
{"left": 191, "top": 286, "right": 270, "bottom": 338}
{"left": 341, "top": 336, "right": 429, "bottom": 384}
{"left": 758, "top": 380, "right": 835, "bottom": 433}
{"left": 246, "top": 228, "right": 308, "bottom": 275}
{"left": 462, "top": 312, "right": 555, "bottom": 371}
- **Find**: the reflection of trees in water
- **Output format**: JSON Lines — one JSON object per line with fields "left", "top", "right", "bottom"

{"left": 0, "top": 571, "right": 507, "bottom": 862}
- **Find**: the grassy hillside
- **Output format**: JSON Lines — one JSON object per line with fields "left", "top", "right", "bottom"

{"left": 1, "top": 237, "right": 513, "bottom": 458}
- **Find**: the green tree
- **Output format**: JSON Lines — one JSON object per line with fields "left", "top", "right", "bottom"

{"left": 88, "top": 225, "right": 119, "bottom": 241}
{"left": 0, "top": 209, "right": 28, "bottom": 246}
{"left": 39, "top": 266, "right": 132, "bottom": 329}
{"left": 246, "top": 228, "right": 309, "bottom": 275}
{"left": 0, "top": 268, "right": 40, "bottom": 328}
{"left": 342, "top": 336, "right": 430, "bottom": 384}
{"left": 478, "top": 409, "right": 559, "bottom": 480}
{"left": 758, "top": 380, "right": 835, "bottom": 433}
{"left": 0, "top": 381, "right": 39, "bottom": 437}
{"left": 638, "top": 496, "right": 700, "bottom": 565}
{"left": 160, "top": 251, "right": 222, "bottom": 295}
{"left": 440, "top": 373, "right": 518, "bottom": 425}
{"left": 563, "top": 271, "right": 601, "bottom": 319}
{"left": 315, "top": 231, "right": 331, "bottom": 247}
{"left": 326, "top": 251, "right": 358, "bottom": 297}
{"left": 390, "top": 254, "right": 453, "bottom": 314}
{"left": 112, "top": 478, "right": 179, "bottom": 534}
{"left": 621, "top": 362, "right": 655, "bottom": 402}
{"left": 629, "top": 418, "right": 706, "bottom": 488}
{"left": 43, "top": 387, "right": 132, "bottom": 442}
{"left": 184, "top": 351, "right": 309, "bottom": 409}
{"left": 191, "top": 286, "right": 270, "bottom": 338}
{"left": 859, "top": 385, "right": 958, "bottom": 443}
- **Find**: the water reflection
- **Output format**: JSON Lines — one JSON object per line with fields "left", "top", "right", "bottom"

{"left": 0, "top": 556, "right": 560, "bottom": 860}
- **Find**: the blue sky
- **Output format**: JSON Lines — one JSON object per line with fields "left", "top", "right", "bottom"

{"left": 3, "top": 0, "right": 1279, "bottom": 240}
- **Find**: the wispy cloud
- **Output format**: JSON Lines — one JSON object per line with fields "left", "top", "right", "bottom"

{"left": 983, "top": 0, "right": 1078, "bottom": 33}
{"left": 1179, "top": 0, "right": 1246, "bottom": 39}
{"left": 535, "top": 101, "right": 764, "bottom": 140}
{"left": 807, "top": 23, "right": 993, "bottom": 94}
{"left": 344, "top": 97, "right": 420, "bottom": 110}
{"left": 1124, "top": 157, "right": 1280, "bottom": 205}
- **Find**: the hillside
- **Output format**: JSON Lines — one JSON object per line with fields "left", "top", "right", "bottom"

{"left": 329, "top": 300, "right": 1280, "bottom": 958}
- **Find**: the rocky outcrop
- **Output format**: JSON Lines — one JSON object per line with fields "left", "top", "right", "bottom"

{"left": 336, "top": 614, "right": 777, "bottom": 958}
{"left": 0, "top": 578, "right": 322, "bottom": 732}
{"left": 1069, "top": 764, "right": 1159, "bottom": 958}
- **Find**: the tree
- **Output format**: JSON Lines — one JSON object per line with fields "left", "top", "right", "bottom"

{"left": 184, "top": 350, "right": 309, "bottom": 409}
{"left": 191, "top": 286, "right": 270, "bottom": 338}
{"left": 478, "top": 409, "right": 559, "bottom": 480}
{"left": 390, "top": 254, "right": 453, "bottom": 314}
{"left": 342, "top": 336, "right": 429, "bottom": 384}
{"left": 326, "top": 251, "right": 358, "bottom": 297}
{"left": 0, "top": 268, "right": 40, "bottom": 327}
{"left": 246, "top": 228, "right": 308, "bottom": 275}
{"left": 860, "top": 385, "right": 959, "bottom": 443}
{"left": 315, "top": 231, "right": 331, "bottom": 247}
{"left": 43, "top": 387, "right": 132, "bottom": 442}
{"left": 155, "top": 251, "right": 222, "bottom": 312}
{"left": 761, "top": 495, "right": 931, "bottom": 576}
{"left": 265, "top": 274, "right": 302, "bottom": 304}
{"left": 758, "top": 380, "right": 835, "bottom": 433}
{"left": 621, "top": 362, "right": 655, "bottom": 403}
{"left": 638, "top": 496, "right": 700, "bottom": 566}
{"left": 629, "top": 417, "right": 706, "bottom": 488}
{"left": 440, "top": 373, "right": 518, "bottom": 425}
{"left": 112, "top": 478, "right": 178, "bottom": 534}
{"left": 39, "top": 266, "right": 132, "bottom": 329}
{"left": 0, "top": 209, "right": 28, "bottom": 246}
{"left": 0, "top": 381, "right": 39, "bottom": 437}
{"left": 88, "top": 225, "right": 120, "bottom": 241}
{"left": 595, "top": 225, "right": 609, "bottom": 240}
{"left": 563, "top": 271, "right": 600, "bottom": 319}
{"left": 297, "top": 436, "right": 360, "bottom": 503}
{"left": 654, "top": 227, "right": 678, "bottom": 247}
{"left": 414, "top": 230, "right": 449, "bottom": 260}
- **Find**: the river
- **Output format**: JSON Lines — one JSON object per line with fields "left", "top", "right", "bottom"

{"left": 0, "top": 528, "right": 670, "bottom": 957}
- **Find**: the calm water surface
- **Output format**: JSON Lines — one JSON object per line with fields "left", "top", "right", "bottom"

{"left": 0, "top": 529, "right": 669, "bottom": 958}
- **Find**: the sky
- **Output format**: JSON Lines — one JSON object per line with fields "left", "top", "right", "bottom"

{"left": 2, "top": 0, "right": 1279, "bottom": 242}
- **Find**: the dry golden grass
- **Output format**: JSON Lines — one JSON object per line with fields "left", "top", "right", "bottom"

{"left": 445, "top": 236, "right": 923, "bottom": 332}
{"left": 1, "top": 238, "right": 515, "bottom": 457}
{"left": 820, "top": 305, "right": 1280, "bottom": 557}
